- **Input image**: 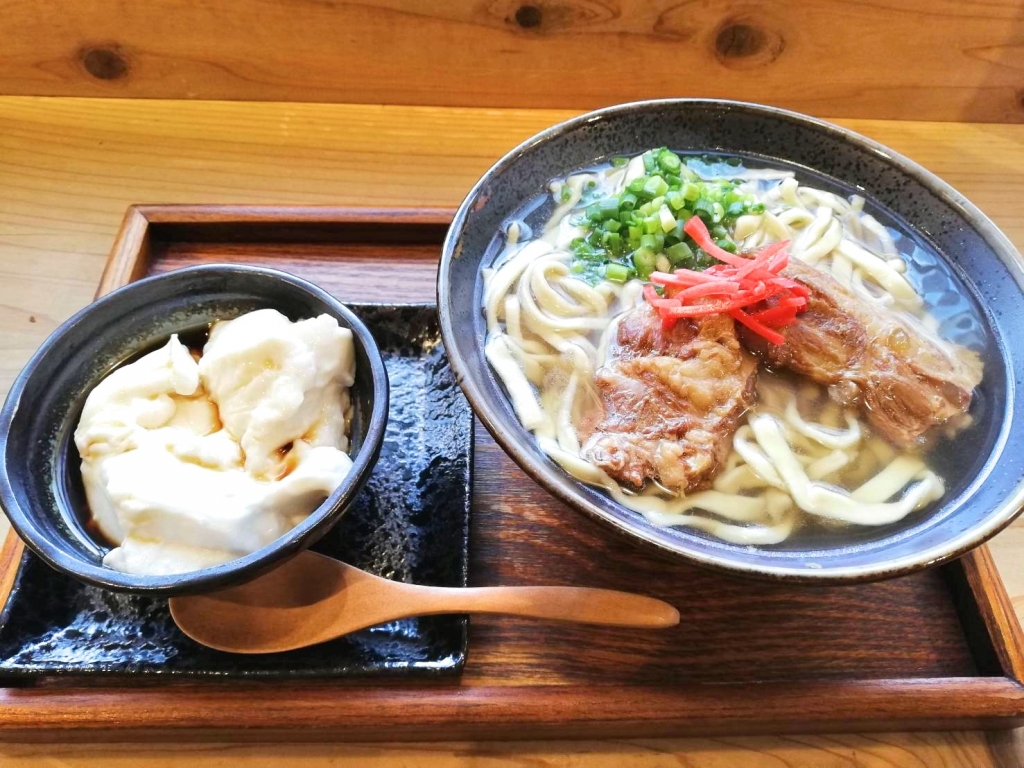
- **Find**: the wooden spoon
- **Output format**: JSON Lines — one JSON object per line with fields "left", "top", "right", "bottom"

{"left": 169, "top": 551, "right": 679, "bottom": 653}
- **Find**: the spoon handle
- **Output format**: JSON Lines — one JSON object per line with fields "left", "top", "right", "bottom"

{"left": 403, "top": 584, "right": 679, "bottom": 628}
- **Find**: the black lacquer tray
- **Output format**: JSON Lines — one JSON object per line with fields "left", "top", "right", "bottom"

{"left": 0, "top": 304, "right": 472, "bottom": 678}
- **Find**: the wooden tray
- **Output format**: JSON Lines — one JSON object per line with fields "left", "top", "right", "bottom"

{"left": 0, "top": 204, "right": 1022, "bottom": 741}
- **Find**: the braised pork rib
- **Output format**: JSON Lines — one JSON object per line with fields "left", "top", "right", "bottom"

{"left": 580, "top": 307, "right": 758, "bottom": 491}
{"left": 740, "top": 259, "right": 982, "bottom": 448}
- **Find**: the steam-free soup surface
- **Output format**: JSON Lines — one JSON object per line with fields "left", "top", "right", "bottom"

{"left": 482, "top": 149, "right": 987, "bottom": 547}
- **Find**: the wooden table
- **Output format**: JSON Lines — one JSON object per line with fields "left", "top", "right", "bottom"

{"left": 1, "top": 96, "right": 1023, "bottom": 766}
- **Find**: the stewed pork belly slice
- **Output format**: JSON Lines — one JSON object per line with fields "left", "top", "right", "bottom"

{"left": 580, "top": 306, "right": 758, "bottom": 491}
{"left": 740, "top": 259, "right": 982, "bottom": 448}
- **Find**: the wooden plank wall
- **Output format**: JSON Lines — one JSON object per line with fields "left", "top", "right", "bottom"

{"left": 0, "top": 1, "right": 1021, "bottom": 122}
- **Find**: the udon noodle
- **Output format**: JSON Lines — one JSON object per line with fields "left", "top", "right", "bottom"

{"left": 483, "top": 154, "right": 960, "bottom": 544}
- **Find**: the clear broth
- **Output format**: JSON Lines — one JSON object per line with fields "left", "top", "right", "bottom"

{"left": 481, "top": 151, "right": 1000, "bottom": 550}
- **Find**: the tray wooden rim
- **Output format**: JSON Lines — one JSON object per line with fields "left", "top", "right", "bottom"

{"left": 0, "top": 203, "right": 1022, "bottom": 741}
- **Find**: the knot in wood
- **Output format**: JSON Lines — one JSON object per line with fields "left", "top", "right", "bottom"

{"left": 715, "top": 23, "right": 766, "bottom": 58}
{"left": 713, "top": 20, "right": 784, "bottom": 70}
{"left": 81, "top": 47, "right": 129, "bottom": 80}
{"left": 515, "top": 5, "right": 542, "bottom": 28}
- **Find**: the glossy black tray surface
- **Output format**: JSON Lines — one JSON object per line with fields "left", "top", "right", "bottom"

{"left": 0, "top": 304, "right": 472, "bottom": 678}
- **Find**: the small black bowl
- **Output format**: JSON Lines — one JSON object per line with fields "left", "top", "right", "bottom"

{"left": 0, "top": 264, "right": 389, "bottom": 596}
{"left": 438, "top": 99, "right": 1024, "bottom": 583}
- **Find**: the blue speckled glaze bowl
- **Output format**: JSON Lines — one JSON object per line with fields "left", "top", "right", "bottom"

{"left": 438, "top": 99, "right": 1024, "bottom": 583}
{"left": 0, "top": 265, "right": 389, "bottom": 596}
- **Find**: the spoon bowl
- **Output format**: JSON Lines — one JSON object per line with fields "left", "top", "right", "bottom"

{"left": 169, "top": 551, "right": 680, "bottom": 653}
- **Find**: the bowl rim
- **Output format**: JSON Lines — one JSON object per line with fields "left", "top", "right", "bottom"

{"left": 0, "top": 263, "right": 390, "bottom": 595}
{"left": 437, "top": 97, "right": 1024, "bottom": 583}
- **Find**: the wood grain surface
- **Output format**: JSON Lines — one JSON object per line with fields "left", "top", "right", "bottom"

{"left": 0, "top": 210, "right": 1022, "bottom": 759}
{"left": 0, "top": 1, "right": 1023, "bottom": 123}
{"left": 0, "top": 732, "right": 1015, "bottom": 768}
{"left": 1, "top": 96, "right": 1024, "bottom": 764}
{"left": 95, "top": 208, "right": 988, "bottom": 688}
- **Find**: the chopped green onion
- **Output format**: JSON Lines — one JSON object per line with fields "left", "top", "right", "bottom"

{"left": 564, "top": 148, "right": 760, "bottom": 284}
{"left": 657, "top": 149, "right": 682, "bottom": 174}
{"left": 658, "top": 205, "right": 676, "bottom": 233}
{"left": 632, "top": 247, "right": 657, "bottom": 279}
{"left": 681, "top": 182, "right": 700, "bottom": 202}
{"left": 678, "top": 164, "right": 698, "bottom": 182}
{"left": 604, "top": 263, "right": 630, "bottom": 283}
{"left": 598, "top": 197, "right": 620, "bottom": 219}
{"left": 643, "top": 176, "right": 669, "bottom": 199}
{"left": 692, "top": 198, "right": 715, "bottom": 221}
{"left": 666, "top": 241, "right": 694, "bottom": 264}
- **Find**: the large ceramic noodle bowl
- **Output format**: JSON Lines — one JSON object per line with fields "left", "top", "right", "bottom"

{"left": 438, "top": 100, "right": 1024, "bottom": 582}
